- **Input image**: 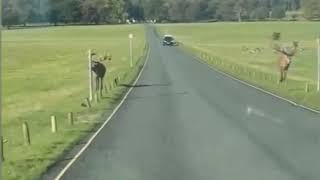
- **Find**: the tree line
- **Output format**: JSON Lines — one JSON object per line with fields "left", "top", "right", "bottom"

{"left": 2, "top": 0, "right": 320, "bottom": 26}
{"left": 143, "top": 0, "right": 320, "bottom": 22}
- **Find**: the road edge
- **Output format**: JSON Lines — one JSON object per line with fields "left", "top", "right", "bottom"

{"left": 53, "top": 47, "right": 151, "bottom": 180}
{"left": 180, "top": 47, "right": 320, "bottom": 114}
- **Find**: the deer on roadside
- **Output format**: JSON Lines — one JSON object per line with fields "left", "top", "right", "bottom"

{"left": 274, "top": 41, "right": 299, "bottom": 83}
{"left": 91, "top": 52, "right": 112, "bottom": 96}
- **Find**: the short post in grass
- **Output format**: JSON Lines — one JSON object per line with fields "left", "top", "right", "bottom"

{"left": 261, "top": 72, "right": 265, "bottom": 80}
{"left": 22, "top": 122, "right": 31, "bottom": 145}
{"left": 68, "top": 112, "right": 74, "bottom": 126}
{"left": 107, "top": 82, "right": 111, "bottom": 91}
{"left": 85, "top": 97, "right": 91, "bottom": 108}
{"left": 94, "top": 92, "right": 99, "bottom": 103}
{"left": 51, "top": 115, "right": 57, "bottom": 133}
{"left": 263, "top": 73, "right": 267, "bottom": 81}
{"left": 104, "top": 84, "right": 108, "bottom": 94}
{"left": 129, "top": 33, "right": 134, "bottom": 68}
{"left": 317, "top": 38, "right": 320, "bottom": 92}
{"left": 1, "top": 136, "right": 4, "bottom": 162}
{"left": 109, "top": 81, "right": 112, "bottom": 90}
{"left": 88, "top": 49, "right": 94, "bottom": 101}
{"left": 305, "top": 82, "right": 309, "bottom": 93}
{"left": 111, "top": 80, "right": 114, "bottom": 89}
{"left": 113, "top": 78, "right": 118, "bottom": 87}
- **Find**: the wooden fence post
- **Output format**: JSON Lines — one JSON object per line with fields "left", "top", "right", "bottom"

{"left": 111, "top": 80, "right": 114, "bottom": 89}
{"left": 68, "top": 112, "right": 74, "bottom": 126}
{"left": 51, "top": 116, "right": 57, "bottom": 133}
{"left": 114, "top": 78, "right": 118, "bottom": 86}
{"left": 88, "top": 49, "right": 93, "bottom": 101}
{"left": 104, "top": 84, "right": 109, "bottom": 94}
{"left": 118, "top": 76, "right": 121, "bottom": 84}
{"left": 94, "top": 92, "right": 99, "bottom": 103}
{"left": 1, "top": 136, "right": 4, "bottom": 162}
{"left": 85, "top": 98, "right": 91, "bottom": 108}
{"left": 305, "top": 83, "right": 309, "bottom": 92}
{"left": 22, "top": 122, "right": 31, "bottom": 145}
{"left": 107, "top": 82, "right": 111, "bottom": 92}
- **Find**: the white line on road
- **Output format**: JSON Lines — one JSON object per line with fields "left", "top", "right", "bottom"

{"left": 54, "top": 48, "right": 150, "bottom": 180}
{"left": 247, "top": 106, "right": 285, "bottom": 125}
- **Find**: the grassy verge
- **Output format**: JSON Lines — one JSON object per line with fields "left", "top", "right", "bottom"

{"left": 2, "top": 25, "right": 147, "bottom": 180}
{"left": 157, "top": 22, "right": 320, "bottom": 111}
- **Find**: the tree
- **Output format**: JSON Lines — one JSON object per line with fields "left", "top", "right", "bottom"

{"left": 302, "top": 0, "right": 320, "bottom": 20}
{"left": 271, "top": 6, "right": 286, "bottom": 18}
{"left": 250, "top": 7, "right": 270, "bottom": 20}
{"left": 141, "top": 0, "right": 166, "bottom": 21}
{"left": 168, "top": 0, "right": 188, "bottom": 22}
{"left": 47, "top": 0, "right": 64, "bottom": 25}
{"left": 216, "top": 0, "right": 237, "bottom": 21}
{"left": 126, "top": 0, "right": 144, "bottom": 21}
{"left": 234, "top": 0, "right": 248, "bottom": 22}
{"left": 80, "top": 0, "right": 110, "bottom": 24}
{"left": 198, "top": 0, "right": 211, "bottom": 20}
{"left": 288, "top": 0, "right": 300, "bottom": 10}
{"left": 63, "top": 0, "right": 82, "bottom": 23}
{"left": 207, "top": 0, "right": 220, "bottom": 20}
{"left": 16, "top": 0, "right": 36, "bottom": 25}
{"left": 184, "top": 0, "right": 201, "bottom": 21}
{"left": 2, "top": 0, "right": 20, "bottom": 26}
{"left": 108, "top": 0, "right": 126, "bottom": 23}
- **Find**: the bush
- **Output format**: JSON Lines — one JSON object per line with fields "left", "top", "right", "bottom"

{"left": 272, "top": 32, "right": 281, "bottom": 40}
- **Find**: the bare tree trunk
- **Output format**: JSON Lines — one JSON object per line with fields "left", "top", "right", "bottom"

{"left": 238, "top": 10, "right": 242, "bottom": 22}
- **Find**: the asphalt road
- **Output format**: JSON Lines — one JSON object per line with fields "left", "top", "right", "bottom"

{"left": 59, "top": 26, "right": 320, "bottom": 180}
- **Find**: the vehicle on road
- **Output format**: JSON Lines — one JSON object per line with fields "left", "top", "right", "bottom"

{"left": 162, "top": 34, "right": 178, "bottom": 46}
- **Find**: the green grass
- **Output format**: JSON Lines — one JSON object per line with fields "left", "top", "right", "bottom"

{"left": 157, "top": 22, "right": 320, "bottom": 110}
{"left": 2, "top": 25, "right": 146, "bottom": 180}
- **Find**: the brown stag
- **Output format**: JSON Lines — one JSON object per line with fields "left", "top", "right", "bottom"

{"left": 274, "top": 41, "right": 299, "bottom": 83}
{"left": 91, "top": 52, "right": 111, "bottom": 96}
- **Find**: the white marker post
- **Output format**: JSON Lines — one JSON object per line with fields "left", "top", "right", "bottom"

{"left": 88, "top": 49, "right": 93, "bottom": 101}
{"left": 129, "top": 33, "right": 133, "bottom": 68}
{"left": 317, "top": 38, "right": 320, "bottom": 92}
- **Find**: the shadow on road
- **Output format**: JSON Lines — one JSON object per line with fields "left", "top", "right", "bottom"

{"left": 120, "top": 83, "right": 170, "bottom": 88}
{"left": 127, "top": 91, "right": 188, "bottom": 101}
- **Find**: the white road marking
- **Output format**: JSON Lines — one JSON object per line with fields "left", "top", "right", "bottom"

{"left": 54, "top": 48, "right": 150, "bottom": 180}
{"left": 247, "top": 106, "right": 284, "bottom": 125}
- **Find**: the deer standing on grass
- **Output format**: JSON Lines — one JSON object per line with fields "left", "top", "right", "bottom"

{"left": 274, "top": 41, "right": 299, "bottom": 83}
{"left": 91, "top": 53, "right": 111, "bottom": 96}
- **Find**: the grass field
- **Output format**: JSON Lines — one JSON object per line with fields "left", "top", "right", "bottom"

{"left": 2, "top": 25, "right": 146, "bottom": 180}
{"left": 157, "top": 22, "right": 320, "bottom": 110}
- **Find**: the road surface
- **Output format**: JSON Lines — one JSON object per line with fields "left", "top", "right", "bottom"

{"left": 59, "top": 26, "right": 320, "bottom": 180}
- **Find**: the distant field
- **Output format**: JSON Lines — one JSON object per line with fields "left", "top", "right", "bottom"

{"left": 157, "top": 22, "right": 320, "bottom": 110}
{"left": 2, "top": 25, "right": 146, "bottom": 180}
